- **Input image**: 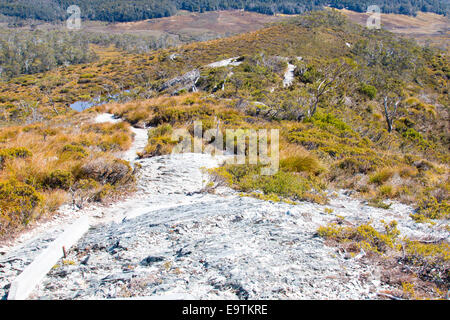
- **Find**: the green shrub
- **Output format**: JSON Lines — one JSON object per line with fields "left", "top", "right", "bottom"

{"left": 150, "top": 105, "right": 213, "bottom": 126}
{"left": 80, "top": 73, "right": 95, "bottom": 79}
{"left": 0, "top": 147, "right": 32, "bottom": 167}
{"left": 378, "top": 184, "right": 394, "bottom": 198}
{"left": 94, "top": 184, "right": 116, "bottom": 202}
{"left": 280, "top": 154, "right": 322, "bottom": 174}
{"left": 61, "top": 144, "right": 88, "bottom": 159}
{"left": 78, "top": 158, "right": 134, "bottom": 185}
{"left": 148, "top": 124, "right": 173, "bottom": 139}
{"left": 0, "top": 179, "right": 42, "bottom": 233}
{"left": 318, "top": 221, "right": 399, "bottom": 254}
{"left": 402, "top": 239, "right": 449, "bottom": 286}
{"left": 44, "top": 170, "right": 74, "bottom": 190}
{"left": 411, "top": 196, "right": 450, "bottom": 222}
{"left": 297, "top": 65, "right": 321, "bottom": 84}
{"left": 368, "top": 199, "right": 392, "bottom": 210}
{"left": 369, "top": 168, "right": 394, "bottom": 185}
{"left": 307, "top": 112, "right": 351, "bottom": 132}
{"left": 210, "top": 164, "right": 327, "bottom": 204}
{"left": 359, "top": 83, "right": 377, "bottom": 99}
{"left": 337, "top": 157, "right": 380, "bottom": 174}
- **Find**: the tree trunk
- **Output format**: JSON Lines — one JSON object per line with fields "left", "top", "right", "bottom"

{"left": 384, "top": 96, "right": 393, "bottom": 133}
{"left": 309, "top": 97, "right": 319, "bottom": 118}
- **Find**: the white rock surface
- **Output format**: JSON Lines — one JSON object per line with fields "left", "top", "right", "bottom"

{"left": 207, "top": 57, "right": 242, "bottom": 68}
{"left": 283, "top": 63, "right": 296, "bottom": 87}
{"left": 94, "top": 113, "right": 122, "bottom": 124}
{"left": 0, "top": 114, "right": 448, "bottom": 300}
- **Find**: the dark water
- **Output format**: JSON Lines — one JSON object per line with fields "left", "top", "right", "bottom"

{"left": 69, "top": 101, "right": 95, "bottom": 112}
{"left": 69, "top": 90, "right": 132, "bottom": 112}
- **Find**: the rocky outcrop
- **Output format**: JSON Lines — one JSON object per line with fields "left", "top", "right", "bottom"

{"left": 158, "top": 69, "right": 200, "bottom": 94}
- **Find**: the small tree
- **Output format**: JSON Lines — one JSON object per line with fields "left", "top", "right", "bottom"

{"left": 383, "top": 96, "right": 400, "bottom": 133}
{"left": 303, "top": 58, "right": 355, "bottom": 117}
{"left": 19, "top": 100, "right": 42, "bottom": 124}
{"left": 40, "top": 79, "right": 59, "bottom": 115}
{"left": 378, "top": 79, "right": 404, "bottom": 133}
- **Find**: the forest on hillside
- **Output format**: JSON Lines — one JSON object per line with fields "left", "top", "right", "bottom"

{"left": 0, "top": 29, "right": 186, "bottom": 80}
{"left": 0, "top": 0, "right": 448, "bottom": 22}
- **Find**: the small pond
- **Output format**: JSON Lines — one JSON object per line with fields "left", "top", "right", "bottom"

{"left": 70, "top": 90, "right": 132, "bottom": 112}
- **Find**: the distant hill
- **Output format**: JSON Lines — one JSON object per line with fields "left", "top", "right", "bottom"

{"left": 0, "top": 0, "right": 448, "bottom": 23}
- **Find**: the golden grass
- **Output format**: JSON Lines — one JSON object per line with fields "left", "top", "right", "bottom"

{"left": 0, "top": 111, "right": 135, "bottom": 237}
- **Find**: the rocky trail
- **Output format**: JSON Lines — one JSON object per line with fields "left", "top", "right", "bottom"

{"left": 0, "top": 114, "right": 447, "bottom": 300}
{"left": 283, "top": 62, "right": 296, "bottom": 88}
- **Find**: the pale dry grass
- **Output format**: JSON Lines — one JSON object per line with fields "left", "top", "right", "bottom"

{"left": 85, "top": 10, "right": 284, "bottom": 36}
{"left": 0, "top": 112, "right": 136, "bottom": 236}
{"left": 338, "top": 8, "right": 449, "bottom": 48}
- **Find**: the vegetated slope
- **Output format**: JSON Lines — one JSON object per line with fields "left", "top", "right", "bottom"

{"left": 0, "top": 0, "right": 448, "bottom": 23}
{"left": 0, "top": 10, "right": 286, "bottom": 81}
{"left": 0, "top": 10, "right": 448, "bottom": 299}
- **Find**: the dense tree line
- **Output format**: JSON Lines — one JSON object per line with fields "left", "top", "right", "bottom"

{"left": 326, "top": 0, "right": 448, "bottom": 16}
{"left": 0, "top": 27, "right": 208, "bottom": 80}
{"left": 0, "top": 0, "right": 447, "bottom": 23}
{"left": 0, "top": 30, "right": 96, "bottom": 79}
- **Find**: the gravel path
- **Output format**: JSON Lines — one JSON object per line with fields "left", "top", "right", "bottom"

{"left": 283, "top": 63, "right": 296, "bottom": 87}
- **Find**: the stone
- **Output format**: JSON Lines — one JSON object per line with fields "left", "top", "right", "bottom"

{"left": 140, "top": 256, "right": 165, "bottom": 267}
